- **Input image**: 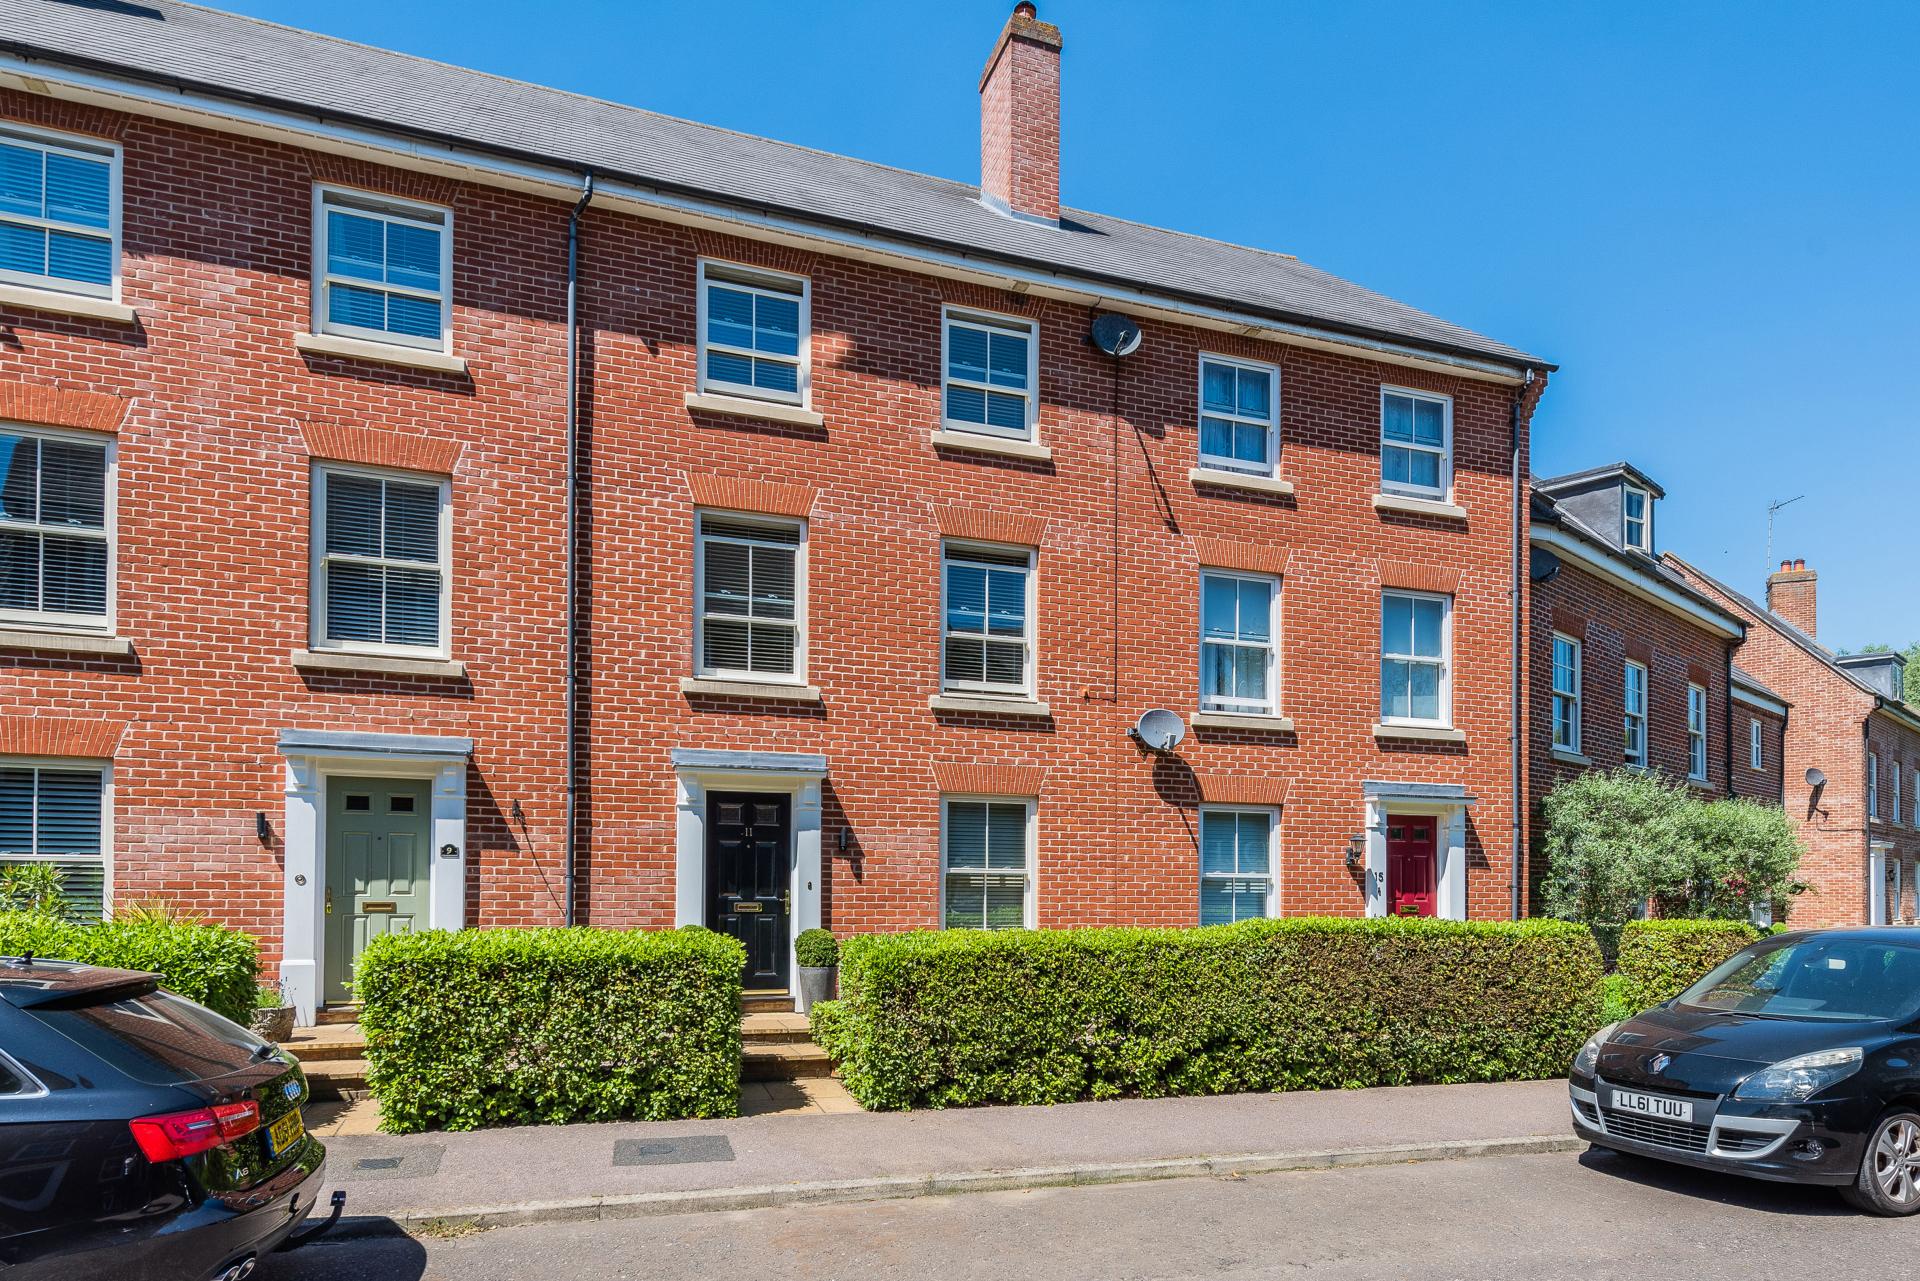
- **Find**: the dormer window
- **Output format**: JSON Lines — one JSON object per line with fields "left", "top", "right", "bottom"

{"left": 1622, "top": 484, "right": 1651, "bottom": 553}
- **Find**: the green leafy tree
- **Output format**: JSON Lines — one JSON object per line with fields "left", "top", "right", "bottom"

{"left": 1682, "top": 796, "right": 1806, "bottom": 919}
{"left": 0, "top": 863, "right": 66, "bottom": 917}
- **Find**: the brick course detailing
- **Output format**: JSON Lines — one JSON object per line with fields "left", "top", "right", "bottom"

{"left": 1192, "top": 772, "right": 1290, "bottom": 806}
{"left": 299, "top": 420, "right": 464, "bottom": 473}
{"left": 1379, "top": 560, "right": 1461, "bottom": 595}
{"left": 1670, "top": 554, "right": 1920, "bottom": 927}
{"left": 933, "top": 505, "right": 1047, "bottom": 547}
{"left": 978, "top": 3, "right": 1064, "bottom": 223}
{"left": 0, "top": 379, "right": 131, "bottom": 434}
{"left": 0, "top": 715, "right": 129, "bottom": 760}
{"left": 1193, "top": 537, "right": 1290, "bottom": 577}
{"left": 686, "top": 474, "right": 818, "bottom": 519}
{"left": 932, "top": 763, "right": 1046, "bottom": 796}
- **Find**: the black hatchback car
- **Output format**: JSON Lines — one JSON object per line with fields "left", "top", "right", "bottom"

{"left": 1572, "top": 927, "right": 1920, "bottom": 1214}
{"left": 0, "top": 957, "right": 339, "bottom": 1279}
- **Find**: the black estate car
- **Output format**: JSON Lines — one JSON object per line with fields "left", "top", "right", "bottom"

{"left": 1572, "top": 927, "right": 1920, "bottom": 1214}
{"left": 0, "top": 957, "right": 340, "bottom": 1279}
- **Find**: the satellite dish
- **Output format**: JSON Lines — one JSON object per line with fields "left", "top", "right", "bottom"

{"left": 1130, "top": 709, "right": 1186, "bottom": 753}
{"left": 1805, "top": 767, "right": 1827, "bottom": 790}
{"left": 1090, "top": 312, "right": 1143, "bottom": 358}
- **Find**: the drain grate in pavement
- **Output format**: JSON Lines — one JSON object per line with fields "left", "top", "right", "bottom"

{"left": 612, "top": 1135, "right": 735, "bottom": 1167}
{"left": 339, "top": 1145, "right": 445, "bottom": 1181}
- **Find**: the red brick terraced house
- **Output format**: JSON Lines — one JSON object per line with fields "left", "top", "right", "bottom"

{"left": 0, "top": 1, "right": 1554, "bottom": 1022}
{"left": 1669, "top": 557, "right": 1920, "bottom": 928}
{"left": 1526, "top": 464, "right": 1788, "bottom": 909}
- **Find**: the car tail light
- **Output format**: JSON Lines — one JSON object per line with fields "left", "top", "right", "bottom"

{"left": 128, "top": 1100, "right": 261, "bottom": 1163}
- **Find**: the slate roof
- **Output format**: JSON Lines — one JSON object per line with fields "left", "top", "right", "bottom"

{"left": 0, "top": 0, "right": 1546, "bottom": 370}
{"left": 1731, "top": 665, "right": 1789, "bottom": 707}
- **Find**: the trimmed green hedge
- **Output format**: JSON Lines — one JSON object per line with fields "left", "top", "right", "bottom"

{"left": 357, "top": 927, "right": 745, "bottom": 1133}
{"left": 811, "top": 918, "right": 1603, "bottom": 1111}
{"left": 0, "top": 912, "right": 259, "bottom": 1024}
{"left": 1613, "top": 919, "right": 1760, "bottom": 1013}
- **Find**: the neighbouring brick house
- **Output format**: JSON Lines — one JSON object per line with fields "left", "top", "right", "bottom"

{"left": 1670, "top": 557, "right": 1920, "bottom": 928}
{"left": 0, "top": 1, "right": 1553, "bottom": 1022}
{"left": 1525, "top": 464, "right": 1786, "bottom": 907}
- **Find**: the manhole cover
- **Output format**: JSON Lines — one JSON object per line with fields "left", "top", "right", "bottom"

{"left": 337, "top": 1145, "right": 444, "bottom": 1181}
{"left": 355, "top": 1157, "right": 402, "bottom": 1171}
{"left": 612, "top": 1135, "right": 735, "bottom": 1167}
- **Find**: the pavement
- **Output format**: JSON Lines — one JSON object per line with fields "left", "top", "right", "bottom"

{"left": 266, "top": 1147, "right": 1915, "bottom": 1281}
{"left": 312, "top": 1078, "right": 1581, "bottom": 1231}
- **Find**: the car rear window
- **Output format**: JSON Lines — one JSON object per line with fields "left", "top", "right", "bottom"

{"left": 26, "top": 990, "right": 271, "bottom": 1086}
{"left": 1679, "top": 937, "right": 1920, "bottom": 1022}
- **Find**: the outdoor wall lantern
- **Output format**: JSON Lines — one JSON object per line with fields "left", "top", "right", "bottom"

{"left": 254, "top": 812, "right": 272, "bottom": 844}
{"left": 1344, "top": 833, "right": 1366, "bottom": 872}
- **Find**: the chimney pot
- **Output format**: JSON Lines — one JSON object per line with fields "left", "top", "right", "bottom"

{"left": 979, "top": 3, "right": 1064, "bottom": 225}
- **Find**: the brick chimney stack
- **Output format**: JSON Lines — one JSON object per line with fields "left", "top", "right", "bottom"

{"left": 979, "top": 2, "right": 1063, "bottom": 225}
{"left": 1767, "top": 558, "right": 1818, "bottom": 637}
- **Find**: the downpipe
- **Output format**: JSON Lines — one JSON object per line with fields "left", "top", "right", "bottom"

{"left": 1509, "top": 369, "right": 1535, "bottom": 920}
{"left": 563, "top": 172, "right": 595, "bottom": 927}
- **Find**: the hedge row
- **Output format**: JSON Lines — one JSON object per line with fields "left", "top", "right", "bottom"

{"left": 357, "top": 927, "right": 745, "bottom": 1133}
{"left": 810, "top": 917, "right": 1603, "bottom": 1111}
{"left": 0, "top": 912, "right": 259, "bottom": 1024}
{"left": 1612, "top": 919, "right": 1761, "bottom": 1013}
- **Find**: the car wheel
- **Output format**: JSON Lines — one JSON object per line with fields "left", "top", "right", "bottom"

{"left": 1842, "top": 1110, "right": 1920, "bottom": 1216}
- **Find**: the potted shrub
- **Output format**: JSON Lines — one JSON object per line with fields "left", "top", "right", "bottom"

{"left": 794, "top": 928, "right": 838, "bottom": 1013}
{"left": 250, "top": 978, "right": 295, "bottom": 1044}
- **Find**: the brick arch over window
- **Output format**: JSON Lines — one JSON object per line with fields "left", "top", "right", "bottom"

{"left": 305, "top": 153, "right": 459, "bottom": 207}
{"left": 0, "top": 380, "right": 130, "bottom": 434}
{"left": 687, "top": 230, "right": 819, "bottom": 280}
{"left": 0, "top": 98, "right": 126, "bottom": 142}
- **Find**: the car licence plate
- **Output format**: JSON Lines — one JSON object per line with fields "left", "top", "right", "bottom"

{"left": 267, "top": 1108, "right": 305, "bottom": 1157}
{"left": 1611, "top": 1088, "right": 1693, "bottom": 1123}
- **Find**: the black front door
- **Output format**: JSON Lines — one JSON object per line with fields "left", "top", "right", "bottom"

{"left": 707, "top": 792, "right": 791, "bottom": 990}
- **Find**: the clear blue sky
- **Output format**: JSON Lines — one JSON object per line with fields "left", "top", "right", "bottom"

{"left": 217, "top": 0, "right": 1920, "bottom": 648}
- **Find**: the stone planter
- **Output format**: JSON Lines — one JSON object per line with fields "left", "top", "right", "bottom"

{"left": 796, "top": 965, "right": 836, "bottom": 1014}
{"left": 251, "top": 1004, "right": 296, "bottom": 1044}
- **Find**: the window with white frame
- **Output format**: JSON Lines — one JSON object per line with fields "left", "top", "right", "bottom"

{"left": 0, "top": 126, "right": 118, "bottom": 299}
{"left": 941, "top": 797, "right": 1033, "bottom": 930}
{"left": 1870, "top": 753, "right": 1880, "bottom": 818}
{"left": 0, "top": 763, "right": 107, "bottom": 921}
{"left": 698, "top": 261, "right": 807, "bottom": 405}
{"left": 314, "top": 187, "right": 451, "bottom": 351}
{"left": 0, "top": 425, "right": 111, "bottom": 632}
{"left": 1380, "top": 591, "right": 1450, "bottom": 725}
{"left": 312, "top": 465, "right": 449, "bottom": 655}
{"left": 1623, "top": 661, "right": 1649, "bottom": 768}
{"left": 1197, "top": 355, "right": 1278, "bottom": 475}
{"left": 1750, "top": 718, "right": 1764, "bottom": 771}
{"left": 942, "top": 543, "right": 1033, "bottom": 696}
{"left": 1895, "top": 765, "right": 1904, "bottom": 825}
{"left": 695, "top": 513, "right": 804, "bottom": 681}
{"left": 1380, "top": 388, "right": 1450, "bottom": 499}
{"left": 1622, "top": 485, "right": 1652, "bottom": 553}
{"left": 1200, "top": 570, "right": 1278, "bottom": 715}
{"left": 1551, "top": 634, "right": 1582, "bottom": 753}
{"left": 942, "top": 309, "right": 1036, "bottom": 439}
{"left": 1912, "top": 768, "right": 1918, "bottom": 825}
{"left": 1687, "top": 684, "right": 1708, "bottom": 781}
{"left": 1199, "top": 807, "right": 1273, "bottom": 925}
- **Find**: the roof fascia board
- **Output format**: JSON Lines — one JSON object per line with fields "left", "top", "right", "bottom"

{"left": 1731, "top": 685, "right": 1790, "bottom": 717}
{"left": 1875, "top": 699, "right": 1920, "bottom": 737}
{"left": 1531, "top": 523, "right": 1744, "bottom": 640}
{"left": 0, "top": 55, "right": 1530, "bottom": 386}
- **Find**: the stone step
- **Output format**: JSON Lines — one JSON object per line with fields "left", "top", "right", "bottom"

{"left": 315, "top": 1005, "right": 362, "bottom": 1026}
{"left": 741, "top": 991, "right": 793, "bottom": 1014}
{"left": 741, "top": 1041, "right": 834, "bottom": 1082}
{"left": 282, "top": 1025, "right": 367, "bottom": 1062}
{"left": 740, "top": 1012, "right": 812, "bottom": 1043}
{"left": 300, "top": 1057, "right": 370, "bottom": 1102}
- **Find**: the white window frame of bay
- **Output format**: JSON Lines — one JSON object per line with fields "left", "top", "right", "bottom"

{"left": 309, "top": 462, "right": 452, "bottom": 660}
{"left": 1198, "top": 569, "right": 1280, "bottom": 717}
{"left": 940, "top": 306, "right": 1038, "bottom": 441}
{"left": 0, "top": 123, "right": 122, "bottom": 302}
{"left": 0, "top": 758, "right": 113, "bottom": 922}
{"left": 941, "top": 540, "right": 1037, "bottom": 700}
{"left": 693, "top": 510, "right": 808, "bottom": 685}
{"left": 696, "top": 259, "right": 810, "bottom": 408}
{"left": 1380, "top": 589, "right": 1452, "bottom": 728}
{"left": 1198, "top": 805, "right": 1277, "bottom": 925}
{"left": 0, "top": 421, "right": 116, "bottom": 636}
{"left": 311, "top": 184, "right": 453, "bottom": 354}
{"left": 939, "top": 795, "right": 1037, "bottom": 930}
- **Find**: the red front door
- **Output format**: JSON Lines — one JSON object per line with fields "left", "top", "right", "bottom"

{"left": 1386, "top": 816, "right": 1438, "bottom": 917}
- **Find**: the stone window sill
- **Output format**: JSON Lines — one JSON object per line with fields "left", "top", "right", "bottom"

{"left": 1372, "top": 492, "right": 1467, "bottom": 521}
{"left": 1372, "top": 722, "right": 1466, "bottom": 744}
{"left": 295, "top": 332, "right": 469, "bottom": 375}
{"left": 683, "top": 391, "right": 825, "bottom": 429}
{"left": 0, "top": 282, "right": 137, "bottom": 325}
{"left": 0, "top": 628, "right": 133, "bottom": 656}
{"left": 292, "top": 649, "right": 466, "bottom": 679}
{"left": 1193, "top": 711, "right": 1295, "bottom": 732}
{"left": 931, "top": 430, "right": 1053, "bottom": 462}
{"left": 680, "top": 676, "right": 822, "bottom": 703}
{"left": 929, "top": 693, "right": 1052, "bottom": 718}
{"left": 1551, "top": 748, "right": 1592, "bottom": 766}
{"left": 1189, "top": 467, "right": 1295, "bottom": 498}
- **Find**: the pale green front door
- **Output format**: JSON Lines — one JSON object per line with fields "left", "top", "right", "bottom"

{"left": 324, "top": 777, "right": 431, "bottom": 1004}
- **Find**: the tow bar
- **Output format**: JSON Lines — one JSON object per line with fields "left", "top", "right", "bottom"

{"left": 277, "top": 1190, "right": 346, "bottom": 1251}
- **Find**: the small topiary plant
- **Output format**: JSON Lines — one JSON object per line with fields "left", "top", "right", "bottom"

{"left": 794, "top": 928, "right": 838, "bottom": 969}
